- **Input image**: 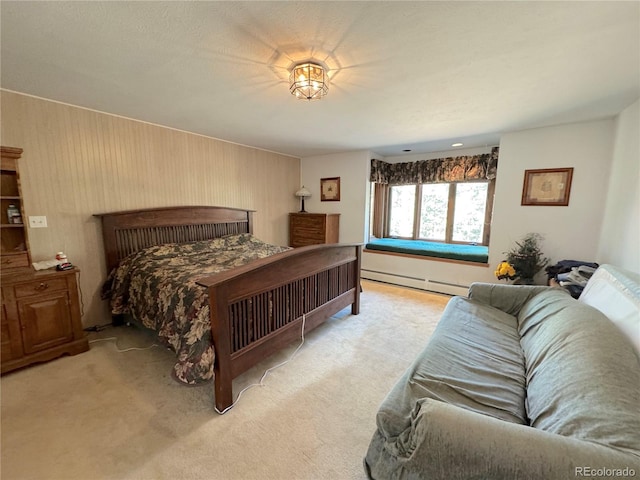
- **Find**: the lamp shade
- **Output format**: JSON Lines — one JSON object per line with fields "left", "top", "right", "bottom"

{"left": 295, "top": 186, "right": 311, "bottom": 213}
{"left": 295, "top": 186, "right": 311, "bottom": 198}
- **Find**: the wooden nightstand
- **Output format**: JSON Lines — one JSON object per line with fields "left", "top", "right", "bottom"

{"left": 289, "top": 213, "right": 340, "bottom": 247}
{"left": 1, "top": 267, "right": 89, "bottom": 374}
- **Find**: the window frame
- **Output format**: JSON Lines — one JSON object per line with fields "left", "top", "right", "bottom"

{"left": 385, "top": 179, "right": 495, "bottom": 246}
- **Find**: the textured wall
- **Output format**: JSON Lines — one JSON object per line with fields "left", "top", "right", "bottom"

{"left": 598, "top": 99, "right": 640, "bottom": 274}
{"left": 1, "top": 90, "right": 300, "bottom": 326}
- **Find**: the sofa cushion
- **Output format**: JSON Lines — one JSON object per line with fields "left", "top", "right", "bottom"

{"left": 518, "top": 289, "right": 640, "bottom": 454}
{"left": 403, "top": 297, "right": 528, "bottom": 424}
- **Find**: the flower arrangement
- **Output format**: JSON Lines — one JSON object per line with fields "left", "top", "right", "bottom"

{"left": 495, "top": 261, "right": 516, "bottom": 280}
{"left": 496, "top": 233, "right": 550, "bottom": 283}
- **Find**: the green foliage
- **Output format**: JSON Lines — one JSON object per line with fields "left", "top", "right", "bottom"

{"left": 505, "top": 233, "right": 550, "bottom": 281}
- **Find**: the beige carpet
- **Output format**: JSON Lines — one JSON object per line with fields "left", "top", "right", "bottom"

{"left": 1, "top": 280, "right": 449, "bottom": 480}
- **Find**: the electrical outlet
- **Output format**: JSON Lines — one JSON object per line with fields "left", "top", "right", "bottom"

{"left": 28, "top": 216, "right": 47, "bottom": 228}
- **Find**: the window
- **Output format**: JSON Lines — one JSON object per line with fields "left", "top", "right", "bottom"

{"left": 452, "top": 183, "right": 488, "bottom": 243}
{"left": 419, "top": 184, "right": 449, "bottom": 240}
{"left": 388, "top": 185, "right": 415, "bottom": 237}
{"left": 385, "top": 180, "right": 494, "bottom": 245}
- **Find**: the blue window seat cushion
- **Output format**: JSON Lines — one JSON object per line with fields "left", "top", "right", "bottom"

{"left": 365, "top": 238, "right": 488, "bottom": 264}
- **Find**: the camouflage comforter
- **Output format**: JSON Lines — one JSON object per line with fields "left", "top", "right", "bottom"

{"left": 101, "top": 234, "right": 290, "bottom": 384}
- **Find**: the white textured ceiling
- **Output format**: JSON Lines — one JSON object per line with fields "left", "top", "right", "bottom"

{"left": 1, "top": 1, "right": 639, "bottom": 158}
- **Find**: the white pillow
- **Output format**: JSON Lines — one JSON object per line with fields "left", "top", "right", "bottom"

{"left": 579, "top": 264, "right": 640, "bottom": 355}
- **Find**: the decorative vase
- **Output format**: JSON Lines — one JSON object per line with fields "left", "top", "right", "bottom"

{"left": 514, "top": 278, "right": 535, "bottom": 285}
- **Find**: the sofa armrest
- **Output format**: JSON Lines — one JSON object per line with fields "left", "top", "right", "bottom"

{"left": 468, "top": 282, "right": 559, "bottom": 315}
{"left": 365, "top": 399, "right": 640, "bottom": 480}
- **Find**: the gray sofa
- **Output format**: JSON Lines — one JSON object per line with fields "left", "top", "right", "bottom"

{"left": 365, "top": 264, "right": 640, "bottom": 479}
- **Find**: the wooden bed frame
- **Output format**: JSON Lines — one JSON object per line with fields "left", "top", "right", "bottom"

{"left": 95, "top": 206, "right": 361, "bottom": 412}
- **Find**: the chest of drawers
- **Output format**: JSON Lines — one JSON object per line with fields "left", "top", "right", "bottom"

{"left": 289, "top": 213, "right": 340, "bottom": 248}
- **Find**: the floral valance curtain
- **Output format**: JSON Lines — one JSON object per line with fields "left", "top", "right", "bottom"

{"left": 370, "top": 146, "right": 499, "bottom": 185}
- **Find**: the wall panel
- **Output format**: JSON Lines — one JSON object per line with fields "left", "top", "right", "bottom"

{"left": 1, "top": 90, "right": 300, "bottom": 326}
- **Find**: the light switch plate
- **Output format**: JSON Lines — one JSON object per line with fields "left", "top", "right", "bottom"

{"left": 28, "top": 216, "right": 47, "bottom": 228}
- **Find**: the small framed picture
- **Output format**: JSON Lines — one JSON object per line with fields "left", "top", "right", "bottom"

{"left": 320, "top": 177, "right": 340, "bottom": 202}
{"left": 521, "top": 168, "right": 573, "bottom": 206}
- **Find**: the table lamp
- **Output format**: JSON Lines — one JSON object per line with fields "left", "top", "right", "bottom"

{"left": 295, "top": 186, "right": 311, "bottom": 213}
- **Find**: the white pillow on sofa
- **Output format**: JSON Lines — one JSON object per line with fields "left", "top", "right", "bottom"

{"left": 579, "top": 264, "right": 640, "bottom": 355}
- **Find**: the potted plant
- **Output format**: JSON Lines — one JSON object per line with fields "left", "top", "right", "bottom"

{"left": 496, "top": 233, "right": 550, "bottom": 284}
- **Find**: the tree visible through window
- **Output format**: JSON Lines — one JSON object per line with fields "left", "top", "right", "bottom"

{"left": 419, "top": 184, "right": 449, "bottom": 240}
{"left": 452, "top": 183, "right": 488, "bottom": 243}
{"left": 387, "top": 181, "right": 493, "bottom": 245}
{"left": 389, "top": 186, "right": 415, "bottom": 237}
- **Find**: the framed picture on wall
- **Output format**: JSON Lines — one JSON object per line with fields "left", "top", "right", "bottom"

{"left": 321, "top": 177, "right": 340, "bottom": 201}
{"left": 521, "top": 167, "right": 574, "bottom": 206}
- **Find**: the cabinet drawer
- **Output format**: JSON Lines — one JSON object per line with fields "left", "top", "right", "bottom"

{"left": 292, "top": 215, "right": 325, "bottom": 229}
{"left": 1, "top": 252, "right": 29, "bottom": 269}
{"left": 292, "top": 224, "right": 325, "bottom": 236}
{"left": 14, "top": 278, "right": 68, "bottom": 298}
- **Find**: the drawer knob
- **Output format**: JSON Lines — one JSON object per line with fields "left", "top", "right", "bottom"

{"left": 35, "top": 282, "right": 49, "bottom": 291}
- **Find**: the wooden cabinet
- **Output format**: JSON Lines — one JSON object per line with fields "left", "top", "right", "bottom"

{"left": 1, "top": 268, "right": 89, "bottom": 373}
{"left": 1, "top": 147, "right": 30, "bottom": 270}
{"left": 1, "top": 146, "right": 89, "bottom": 374}
{"left": 289, "top": 213, "right": 340, "bottom": 247}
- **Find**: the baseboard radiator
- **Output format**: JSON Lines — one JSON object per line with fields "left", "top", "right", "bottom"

{"left": 361, "top": 269, "right": 469, "bottom": 296}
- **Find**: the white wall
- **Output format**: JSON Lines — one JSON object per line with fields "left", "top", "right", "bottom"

{"left": 299, "top": 150, "right": 371, "bottom": 244}
{"left": 304, "top": 119, "right": 621, "bottom": 294}
{"left": 492, "top": 119, "right": 615, "bottom": 283}
{"left": 597, "top": 100, "right": 640, "bottom": 274}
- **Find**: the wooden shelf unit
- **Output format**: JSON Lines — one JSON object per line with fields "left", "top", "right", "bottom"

{"left": 1, "top": 147, "right": 30, "bottom": 270}
{"left": 1, "top": 146, "right": 89, "bottom": 374}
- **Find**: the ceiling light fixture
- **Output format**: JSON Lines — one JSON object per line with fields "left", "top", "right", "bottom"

{"left": 289, "top": 62, "right": 328, "bottom": 100}
{"left": 451, "top": 143, "right": 464, "bottom": 147}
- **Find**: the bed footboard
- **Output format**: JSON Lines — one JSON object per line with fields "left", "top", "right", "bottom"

{"left": 197, "top": 243, "right": 362, "bottom": 412}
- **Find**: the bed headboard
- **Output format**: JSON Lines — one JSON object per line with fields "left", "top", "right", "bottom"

{"left": 94, "top": 206, "right": 254, "bottom": 272}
